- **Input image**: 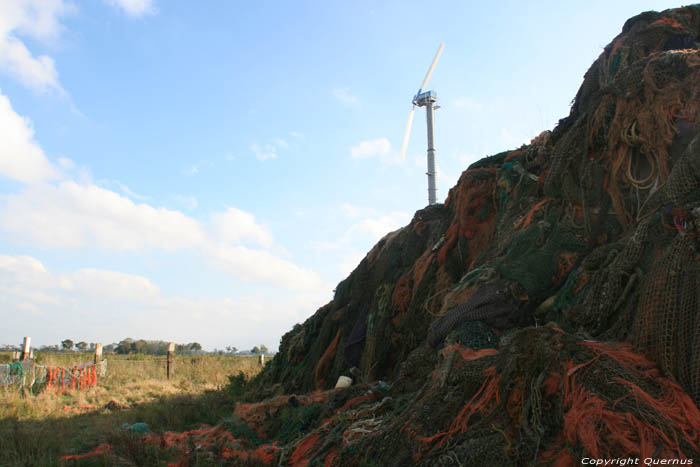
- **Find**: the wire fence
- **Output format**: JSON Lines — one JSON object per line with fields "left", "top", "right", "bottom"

{"left": 0, "top": 359, "right": 106, "bottom": 394}
{"left": 0, "top": 352, "right": 266, "bottom": 391}
{"left": 98, "top": 355, "right": 263, "bottom": 386}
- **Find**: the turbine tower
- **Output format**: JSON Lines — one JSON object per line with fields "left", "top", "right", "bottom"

{"left": 400, "top": 43, "right": 444, "bottom": 206}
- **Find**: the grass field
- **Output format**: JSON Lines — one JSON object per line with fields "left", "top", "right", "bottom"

{"left": 0, "top": 352, "right": 264, "bottom": 466}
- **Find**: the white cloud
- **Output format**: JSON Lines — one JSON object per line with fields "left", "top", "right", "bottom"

{"left": 209, "top": 207, "right": 273, "bottom": 248}
{"left": 68, "top": 268, "right": 161, "bottom": 303}
{"left": 340, "top": 203, "right": 364, "bottom": 219}
{"left": 0, "top": 179, "right": 323, "bottom": 292}
{"left": 0, "top": 92, "right": 61, "bottom": 182}
{"left": 249, "top": 137, "right": 294, "bottom": 162}
{"left": 311, "top": 207, "right": 409, "bottom": 282}
{"left": 181, "top": 164, "right": 199, "bottom": 176}
{"left": 104, "top": 0, "right": 155, "bottom": 17}
{"left": 57, "top": 156, "right": 75, "bottom": 170}
{"left": 332, "top": 87, "right": 359, "bottom": 106}
{"left": 0, "top": 0, "right": 72, "bottom": 94}
{"left": 0, "top": 254, "right": 329, "bottom": 350}
{"left": 272, "top": 138, "right": 289, "bottom": 150}
{"left": 250, "top": 143, "right": 277, "bottom": 161}
{"left": 313, "top": 208, "right": 409, "bottom": 252}
{"left": 206, "top": 244, "right": 324, "bottom": 292}
{"left": 114, "top": 181, "right": 148, "bottom": 200}
{"left": 350, "top": 137, "right": 398, "bottom": 164}
{"left": 0, "top": 181, "right": 205, "bottom": 251}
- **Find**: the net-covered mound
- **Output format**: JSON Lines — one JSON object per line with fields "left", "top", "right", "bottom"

{"left": 61, "top": 5, "right": 700, "bottom": 465}
{"left": 255, "top": 4, "right": 700, "bottom": 402}
{"left": 245, "top": 4, "right": 700, "bottom": 464}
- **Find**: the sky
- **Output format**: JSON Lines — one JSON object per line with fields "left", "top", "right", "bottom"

{"left": 0, "top": 0, "right": 681, "bottom": 351}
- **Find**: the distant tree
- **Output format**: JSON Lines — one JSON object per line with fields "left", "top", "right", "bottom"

{"left": 61, "top": 339, "right": 74, "bottom": 351}
{"left": 76, "top": 341, "right": 88, "bottom": 352}
{"left": 132, "top": 340, "right": 148, "bottom": 354}
{"left": 88, "top": 343, "right": 96, "bottom": 352}
{"left": 260, "top": 345, "right": 269, "bottom": 354}
{"left": 188, "top": 342, "right": 202, "bottom": 353}
{"left": 251, "top": 346, "right": 260, "bottom": 354}
{"left": 115, "top": 339, "right": 134, "bottom": 354}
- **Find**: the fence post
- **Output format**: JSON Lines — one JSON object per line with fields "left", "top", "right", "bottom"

{"left": 94, "top": 343, "right": 103, "bottom": 365}
{"left": 21, "top": 337, "right": 30, "bottom": 361}
{"left": 12, "top": 351, "right": 19, "bottom": 362}
{"left": 258, "top": 353, "right": 265, "bottom": 366}
{"left": 28, "top": 349, "right": 33, "bottom": 361}
{"left": 167, "top": 342, "right": 175, "bottom": 380}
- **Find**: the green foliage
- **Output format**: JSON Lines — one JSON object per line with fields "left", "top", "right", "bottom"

{"left": 111, "top": 339, "right": 204, "bottom": 356}
{"left": 223, "top": 371, "right": 249, "bottom": 400}
{"left": 61, "top": 339, "right": 74, "bottom": 351}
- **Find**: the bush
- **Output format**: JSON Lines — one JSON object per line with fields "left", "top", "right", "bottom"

{"left": 223, "top": 371, "right": 249, "bottom": 400}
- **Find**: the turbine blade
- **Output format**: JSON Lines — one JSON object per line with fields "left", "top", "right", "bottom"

{"left": 420, "top": 42, "right": 445, "bottom": 91}
{"left": 400, "top": 107, "right": 416, "bottom": 161}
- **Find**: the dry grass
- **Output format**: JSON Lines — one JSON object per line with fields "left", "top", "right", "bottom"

{"left": 0, "top": 352, "right": 264, "bottom": 466}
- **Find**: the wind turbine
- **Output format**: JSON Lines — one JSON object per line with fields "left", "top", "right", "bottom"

{"left": 400, "top": 42, "right": 444, "bottom": 206}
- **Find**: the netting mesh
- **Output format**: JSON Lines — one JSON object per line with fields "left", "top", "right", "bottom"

{"left": 0, "top": 359, "right": 105, "bottom": 393}
{"left": 0, "top": 361, "right": 48, "bottom": 392}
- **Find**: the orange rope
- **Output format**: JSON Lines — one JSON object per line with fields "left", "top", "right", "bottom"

{"left": 514, "top": 198, "right": 549, "bottom": 229}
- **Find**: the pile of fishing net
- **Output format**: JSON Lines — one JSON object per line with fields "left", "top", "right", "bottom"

{"left": 255, "top": 3, "right": 700, "bottom": 394}
{"left": 61, "top": 5, "right": 700, "bottom": 465}
{"left": 249, "top": 5, "right": 700, "bottom": 463}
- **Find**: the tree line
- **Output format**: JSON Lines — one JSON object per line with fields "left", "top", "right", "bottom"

{"left": 1, "top": 339, "right": 270, "bottom": 355}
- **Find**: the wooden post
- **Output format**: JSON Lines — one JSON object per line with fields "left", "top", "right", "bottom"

{"left": 167, "top": 342, "right": 175, "bottom": 380}
{"left": 258, "top": 353, "right": 265, "bottom": 366}
{"left": 94, "top": 343, "right": 103, "bottom": 365}
{"left": 28, "top": 349, "right": 33, "bottom": 361}
{"left": 94, "top": 343, "right": 103, "bottom": 376}
{"left": 20, "top": 337, "right": 30, "bottom": 361}
{"left": 12, "top": 351, "right": 19, "bottom": 362}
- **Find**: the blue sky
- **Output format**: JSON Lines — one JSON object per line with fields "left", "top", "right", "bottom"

{"left": 0, "top": 0, "right": 679, "bottom": 351}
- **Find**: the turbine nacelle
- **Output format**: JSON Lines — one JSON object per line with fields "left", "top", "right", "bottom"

{"left": 412, "top": 90, "right": 438, "bottom": 107}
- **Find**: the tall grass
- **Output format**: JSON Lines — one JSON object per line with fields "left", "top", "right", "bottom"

{"left": 2, "top": 351, "right": 262, "bottom": 386}
{"left": 0, "top": 353, "right": 264, "bottom": 466}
